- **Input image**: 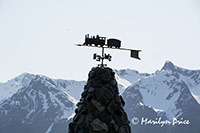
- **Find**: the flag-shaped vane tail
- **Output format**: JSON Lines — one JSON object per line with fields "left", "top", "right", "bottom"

{"left": 130, "top": 50, "right": 141, "bottom": 60}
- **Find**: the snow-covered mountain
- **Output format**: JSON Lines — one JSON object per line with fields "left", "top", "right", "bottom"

{"left": 115, "top": 69, "right": 150, "bottom": 84}
{"left": 114, "top": 69, "right": 149, "bottom": 93}
{"left": 53, "top": 79, "right": 86, "bottom": 101}
{"left": 0, "top": 73, "right": 35, "bottom": 102}
{"left": 122, "top": 61, "right": 200, "bottom": 133}
{"left": 162, "top": 61, "right": 200, "bottom": 104}
{"left": 0, "top": 73, "right": 86, "bottom": 103}
{"left": 0, "top": 61, "right": 200, "bottom": 133}
{"left": 0, "top": 74, "right": 83, "bottom": 133}
{"left": 115, "top": 61, "right": 200, "bottom": 106}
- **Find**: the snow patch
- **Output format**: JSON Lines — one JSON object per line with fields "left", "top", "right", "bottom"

{"left": 45, "top": 123, "right": 54, "bottom": 133}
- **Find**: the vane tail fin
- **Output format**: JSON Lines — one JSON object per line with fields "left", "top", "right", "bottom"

{"left": 130, "top": 50, "right": 141, "bottom": 60}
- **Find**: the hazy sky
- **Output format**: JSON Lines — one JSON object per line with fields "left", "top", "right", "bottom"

{"left": 0, "top": 0, "right": 200, "bottom": 82}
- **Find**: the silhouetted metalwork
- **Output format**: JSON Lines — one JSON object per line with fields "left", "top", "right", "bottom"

{"left": 76, "top": 34, "right": 141, "bottom": 67}
{"left": 107, "top": 38, "right": 121, "bottom": 48}
{"left": 84, "top": 34, "right": 106, "bottom": 47}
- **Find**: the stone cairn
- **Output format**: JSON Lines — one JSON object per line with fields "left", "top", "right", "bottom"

{"left": 68, "top": 67, "right": 131, "bottom": 133}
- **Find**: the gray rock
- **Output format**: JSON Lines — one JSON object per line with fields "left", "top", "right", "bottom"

{"left": 91, "top": 99, "right": 105, "bottom": 112}
{"left": 110, "top": 119, "right": 119, "bottom": 131}
{"left": 88, "top": 87, "right": 95, "bottom": 93}
{"left": 69, "top": 67, "right": 131, "bottom": 133}
{"left": 90, "top": 118, "right": 108, "bottom": 132}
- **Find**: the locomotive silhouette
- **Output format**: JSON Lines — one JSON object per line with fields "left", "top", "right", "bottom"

{"left": 83, "top": 34, "right": 121, "bottom": 48}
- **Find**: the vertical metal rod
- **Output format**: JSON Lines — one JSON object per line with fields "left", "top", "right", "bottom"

{"left": 101, "top": 47, "right": 104, "bottom": 67}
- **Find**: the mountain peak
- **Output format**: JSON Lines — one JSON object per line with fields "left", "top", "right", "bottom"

{"left": 14, "top": 73, "right": 54, "bottom": 84}
{"left": 14, "top": 72, "right": 34, "bottom": 81}
{"left": 161, "top": 61, "right": 176, "bottom": 71}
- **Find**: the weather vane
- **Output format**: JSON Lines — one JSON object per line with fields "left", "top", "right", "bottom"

{"left": 76, "top": 34, "right": 141, "bottom": 67}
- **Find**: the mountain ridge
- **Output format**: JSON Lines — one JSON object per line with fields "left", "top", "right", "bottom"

{"left": 0, "top": 61, "right": 200, "bottom": 133}
{"left": 0, "top": 73, "right": 76, "bottom": 133}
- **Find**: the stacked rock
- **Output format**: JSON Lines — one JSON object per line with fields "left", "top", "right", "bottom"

{"left": 68, "top": 67, "right": 131, "bottom": 133}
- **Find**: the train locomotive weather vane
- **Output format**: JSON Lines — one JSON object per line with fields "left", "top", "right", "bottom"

{"left": 76, "top": 34, "right": 141, "bottom": 67}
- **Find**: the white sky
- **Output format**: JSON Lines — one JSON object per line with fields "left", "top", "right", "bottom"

{"left": 0, "top": 0, "right": 200, "bottom": 82}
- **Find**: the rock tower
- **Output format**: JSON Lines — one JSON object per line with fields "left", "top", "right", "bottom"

{"left": 68, "top": 67, "right": 131, "bottom": 133}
